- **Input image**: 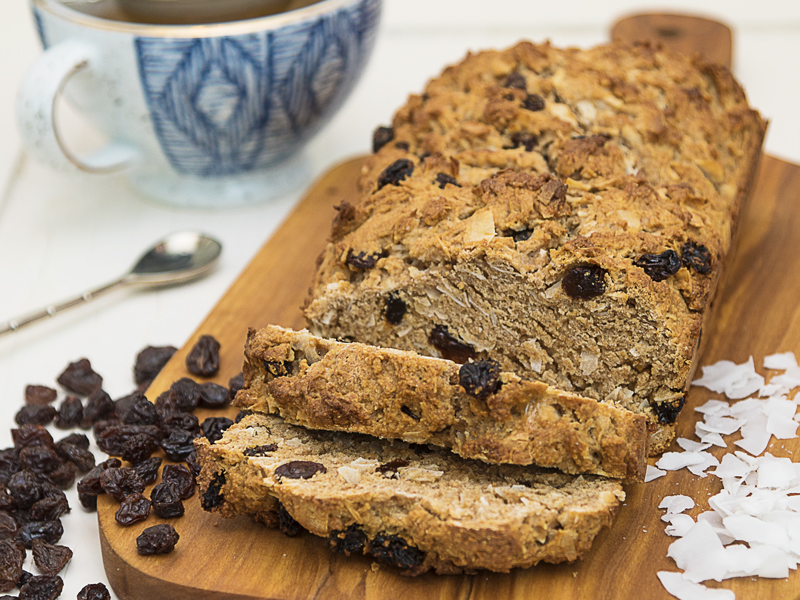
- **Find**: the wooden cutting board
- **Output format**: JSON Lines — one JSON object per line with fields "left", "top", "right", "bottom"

{"left": 97, "top": 15, "right": 800, "bottom": 600}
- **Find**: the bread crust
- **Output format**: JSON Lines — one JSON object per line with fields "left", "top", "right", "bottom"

{"left": 235, "top": 325, "right": 649, "bottom": 480}
{"left": 196, "top": 414, "right": 624, "bottom": 575}
{"left": 304, "top": 41, "right": 767, "bottom": 453}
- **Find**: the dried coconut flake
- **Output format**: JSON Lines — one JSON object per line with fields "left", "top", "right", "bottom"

{"left": 653, "top": 352, "right": 800, "bottom": 600}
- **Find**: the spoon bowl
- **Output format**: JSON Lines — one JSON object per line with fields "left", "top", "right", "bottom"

{"left": 125, "top": 232, "right": 222, "bottom": 286}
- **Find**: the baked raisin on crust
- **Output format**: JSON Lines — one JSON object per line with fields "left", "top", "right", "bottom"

{"left": 195, "top": 414, "right": 624, "bottom": 575}
{"left": 303, "top": 41, "right": 767, "bottom": 453}
{"left": 235, "top": 325, "right": 648, "bottom": 480}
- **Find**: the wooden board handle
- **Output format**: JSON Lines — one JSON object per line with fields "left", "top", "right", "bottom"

{"left": 611, "top": 13, "right": 732, "bottom": 69}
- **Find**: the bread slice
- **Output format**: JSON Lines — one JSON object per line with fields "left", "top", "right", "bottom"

{"left": 234, "top": 325, "right": 648, "bottom": 480}
{"left": 303, "top": 41, "right": 767, "bottom": 454}
{"left": 195, "top": 413, "right": 624, "bottom": 575}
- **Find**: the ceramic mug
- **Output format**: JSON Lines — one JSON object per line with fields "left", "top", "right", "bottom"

{"left": 17, "top": 0, "right": 381, "bottom": 207}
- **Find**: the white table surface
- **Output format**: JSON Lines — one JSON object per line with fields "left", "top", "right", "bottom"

{"left": 0, "top": 1, "right": 798, "bottom": 597}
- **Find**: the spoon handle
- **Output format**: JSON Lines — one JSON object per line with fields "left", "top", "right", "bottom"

{"left": 0, "top": 278, "right": 127, "bottom": 336}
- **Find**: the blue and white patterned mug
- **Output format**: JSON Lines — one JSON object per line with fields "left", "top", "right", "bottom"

{"left": 17, "top": 0, "right": 381, "bottom": 207}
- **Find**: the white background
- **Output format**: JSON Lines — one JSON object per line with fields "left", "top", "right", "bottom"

{"left": 0, "top": 0, "right": 798, "bottom": 597}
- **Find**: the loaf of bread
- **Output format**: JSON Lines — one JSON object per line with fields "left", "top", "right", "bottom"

{"left": 234, "top": 325, "right": 648, "bottom": 480}
{"left": 303, "top": 41, "right": 767, "bottom": 453}
{"left": 195, "top": 413, "right": 624, "bottom": 575}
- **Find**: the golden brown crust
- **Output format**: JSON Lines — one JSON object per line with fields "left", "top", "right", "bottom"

{"left": 304, "top": 40, "right": 767, "bottom": 454}
{"left": 235, "top": 325, "right": 649, "bottom": 480}
{"left": 195, "top": 414, "right": 624, "bottom": 575}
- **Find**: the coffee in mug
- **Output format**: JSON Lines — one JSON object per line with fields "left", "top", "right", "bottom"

{"left": 59, "top": 0, "right": 324, "bottom": 25}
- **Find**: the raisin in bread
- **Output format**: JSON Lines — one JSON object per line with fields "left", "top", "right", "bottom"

{"left": 303, "top": 41, "right": 767, "bottom": 454}
{"left": 234, "top": 325, "right": 648, "bottom": 480}
{"left": 195, "top": 413, "right": 624, "bottom": 575}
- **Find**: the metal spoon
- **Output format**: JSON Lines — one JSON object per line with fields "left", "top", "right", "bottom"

{"left": 0, "top": 231, "right": 222, "bottom": 336}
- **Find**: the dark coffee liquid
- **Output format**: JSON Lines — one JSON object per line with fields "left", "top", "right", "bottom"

{"left": 60, "top": 0, "right": 322, "bottom": 25}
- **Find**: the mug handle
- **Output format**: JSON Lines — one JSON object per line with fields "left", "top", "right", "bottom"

{"left": 15, "top": 39, "right": 139, "bottom": 174}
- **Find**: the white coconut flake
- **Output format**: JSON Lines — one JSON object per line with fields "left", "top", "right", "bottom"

{"left": 657, "top": 572, "right": 735, "bottom": 600}
{"left": 657, "top": 452, "right": 708, "bottom": 471}
{"left": 709, "top": 454, "right": 752, "bottom": 480}
{"left": 660, "top": 495, "right": 696, "bottom": 514}
{"left": 723, "top": 514, "right": 790, "bottom": 549}
{"left": 764, "top": 351, "right": 799, "bottom": 370}
{"left": 646, "top": 464, "right": 667, "bottom": 482}
{"left": 770, "top": 368, "right": 800, "bottom": 389}
{"left": 677, "top": 438, "right": 712, "bottom": 452}
{"left": 696, "top": 400, "right": 731, "bottom": 416}
{"left": 693, "top": 357, "right": 765, "bottom": 399}
{"left": 756, "top": 453, "right": 797, "bottom": 488}
{"left": 687, "top": 453, "right": 721, "bottom": 478}
{"left": 663, "top": 514, "right": 697, "bottom": 537}
{"left": 667, "top": 521, "right": 730, "bottom": 583}
{"left": 733, "top": 411, "right": 772, "bottom": 456}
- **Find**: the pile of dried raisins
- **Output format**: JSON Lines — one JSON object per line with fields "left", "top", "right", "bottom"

{"left": 0, "top": 334, "right": 239, "bottom": 599}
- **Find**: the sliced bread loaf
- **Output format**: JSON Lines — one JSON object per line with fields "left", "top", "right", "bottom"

{"left": 195, "top": 413, "right": 624, "bottom": 575}
{"left": 303, "top": 41, "right": 767, "bottom": 453}
{"left": 234, "top": 325, "right": 648, "bottom": 480}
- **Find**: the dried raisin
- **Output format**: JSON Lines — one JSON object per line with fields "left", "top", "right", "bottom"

{"left": 121, "top": 433, "right": 158, "bottom": 464}
{"left": 198, "top": 382, "right": 229, "bottom": 408}
{"left": 161, "top": 465, "right": 195, "bottom": 500}
{"left": 18, "top": 447, "right": 60, "bottom": 475}
{"left": 562, "top": 264, "right": 607, "bottom": 299}
{"left": 522, "top": 94, "right": 545, "bottom": 111}
{"left": 428, "top": 325, "right": 475, "bottom": 364}
{"left": 435, "top": 173, "right": 459, "bottom": 189}
{"left": 80, "top": 389, "right": 114, "bottom": 428}
{"left": 243, "top": 444, "right": 278, "bottom": 457}
{"left": 30, "top": 496, "right": 69, "bottom": 522}
{"left": 400, "top": 406, "right": 420, "bottom": 421}
{"left": 372, "top": 126, "right": 394, "bottom": 153}
{"left": 160, "top": 429, "right": 197, "bottom": 462}
{"left": 121, "top": 395, "right": 159, "bottom": 426}
{"left": 369, "top": 533, "right": 424, "bottom": 570}
{"left": 505, "top": 131, "right": 537, "bottom": 151}
{"left": 134, "top": 345, "right": 177, "bottom": 386}
{"left": 377, "top": 159, "right": 414, "bottom": 190}
{"left": 503, "top": 72, "right": 527, "bottom": 90}
{"left": 650, "top": 395, "right": 686, "bottom": 425}
{"left": 54, "top": 441, "right": 94, "bottom": 473}
{"left": 7, "top": 471, "right": 44, "bottom": 509}
{"left": 200, "top": 417, "right": 233, "bottom": 444}
{"left": 682, "top": 241, "right": 712, "bottom": 274}
{"left": 185, "top": 335, "right": 220, "bottom": 377}
{"left": 57, "top": 359, "right": 102, "bottom": 395}
{"left": 201, "top": 472, "right": 225, "bottom": 510}
{"left": 384, "top": 293, "right": 407, "bottom": 325}
{"left": 136, "top": 524, "right": 179, "bottom": 555}
{"left": 376, "top": 459, "right": 409, "bottom": 478}
{"left": 96, "top": 424, "right": 161, "bottom": 456}
{"left": 115, "top": 493, "right": 150, "bottom": 526}
{"left": 18, "top": 520, "right": 63, "bottom": 548}
{"left": 14, "top": 405, "right": 56, "bottom": 427}
{"left": 168, "top": 378, "right": 201, "bottom": 412}
{"left": 228, "top": 373, "right": 244, "bottom": 401}
{"left": 132, "top": 457, "right": 162, "bottom": 486}
{"left": 0, "top": 512, "right": 18, "bottom": 541}
{"left": 100, "top": 468, "right": 145, "bottom": 502}
{"left": 276, "top": 504, "right": 302, "bottom": 537}
{"left": 459, "top": 359, "right": 502, "bottom": 400}
{"left": 634, "top": 249, "right": 681, "bottom": 282}
{"left": 78, "top": 583, "right": 111, "bottom": 600}
{"left": 0, "top": 539, "right": 24, "bottom": 592}
{"left": 11, "top": 425, "right": 53, "bottom": 449}
{"left": 329, "top": 524, "right": 367, "bottom": 556}
{"left": 346, "top": 250, "right": 381, "bottom": 270}
{"left": 53, "top": 396, "right": 83, "bottom": 429}
{"left": 262, "top": 360, "right": 293, "bottom": 378}
{"left": 274, "top": 461, "right": 326, "bottom": 480}
{"left": 31, "top": 539, "right": 72, "bottom": 576}
{"left": 18, "top": 574, "right": 63, "bottom": 600}
{"left": 24, "top": 386, "right": 57, "bottom": 406}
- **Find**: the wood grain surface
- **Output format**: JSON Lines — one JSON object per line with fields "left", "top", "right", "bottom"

{"left": 97, "top": 15, "right": 800, "bottom": 600}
